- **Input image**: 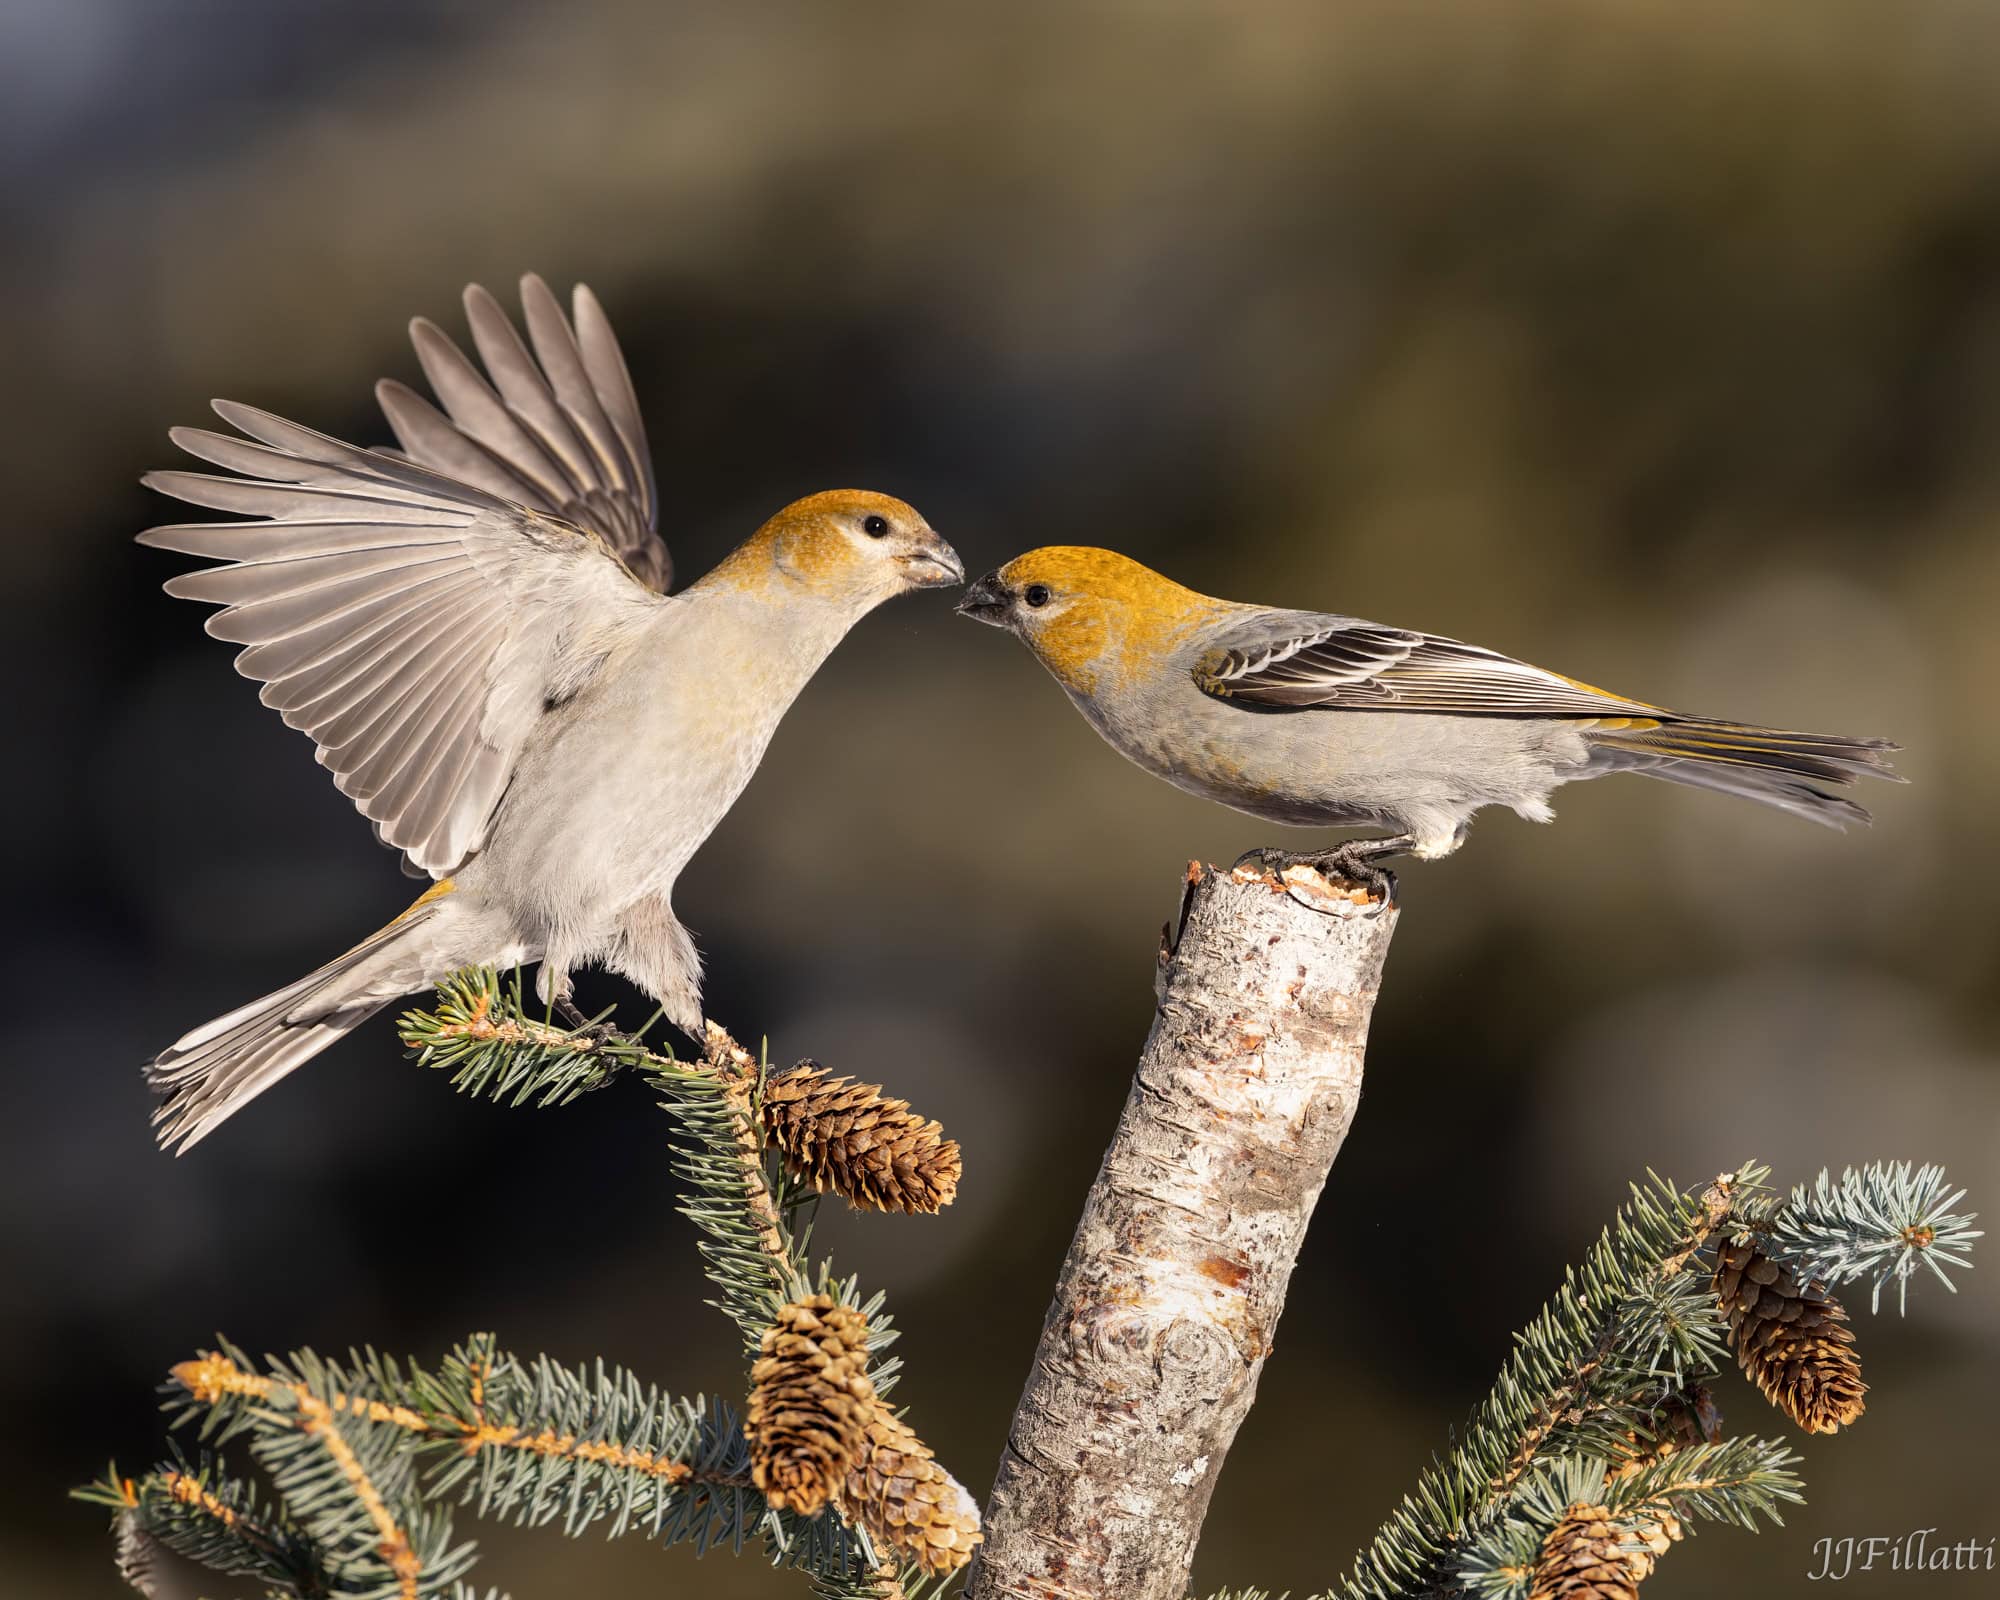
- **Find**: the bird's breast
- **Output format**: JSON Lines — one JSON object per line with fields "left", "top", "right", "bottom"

{"left": 481, "top": 606, "right": 828, "bottom": 923}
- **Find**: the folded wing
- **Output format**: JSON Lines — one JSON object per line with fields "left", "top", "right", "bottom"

{"left": 376, "top": 274, "right": 671, "bottom": 592}
{"left": 141, "top": 402, "right": 666, "bottom": 877}
{"left": 1193, "top": 617, "right": 1664, "bottom": 719}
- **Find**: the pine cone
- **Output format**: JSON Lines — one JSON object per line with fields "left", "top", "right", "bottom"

{"left": 1606, "top": 1455, "right": 1682, "bottom": 1561}
{"left": 746, "top": 1296, "right": 877, "bottom": 1515}
{"left": 861, "top": 1566, "right": 908, "bottom": 1600}
{"left": 1712, "top": 1237, "right": 1866, "bottom": 1434}
{"left": 840, "top": 1406, "right": 983, "bottom": 1575}
{"left": 760, "top": 1062, "right": 961, "bottom": 1214}
{"left": 1603, "top": 1382, "right": 1722, "bottom": 1557}
{"left": 1612, "top": 1383, "right": 1722, "bottom": 1469}
{"left": 1529, "top": 1502, "right": 1644, "bottom": 1600}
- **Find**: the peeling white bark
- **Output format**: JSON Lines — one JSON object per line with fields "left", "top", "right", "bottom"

{"left": 967, "top": 862, "right": 1399, "bottom": 1600}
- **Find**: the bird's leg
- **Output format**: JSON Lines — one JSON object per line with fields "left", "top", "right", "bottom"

{"left": 552, "top": 993, "right": 619, "bottom": 1046}
{"left": 1234, "top": 833, "right": 1415, "bottom": 912}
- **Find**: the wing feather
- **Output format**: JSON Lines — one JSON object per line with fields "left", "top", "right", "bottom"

{"left": 409, "top": 315, "right": 575, "bottom": 500}
{"left": 387, "top": 688, "right": 494, "bottom": 847}
{"left": 332, "top": 636, "right": 501, "bottom": 807}
{"left": 140, "top": 470, "right": 467, "bottom": 525}
{"left": 374, "top": 379, "right": 553, "bottom": 508}
{"left": 1195, "top": 619, "right": 1663, "bottom": 719}
{"left": 141, "top": 401, "right": 664, "bottom": 876}
{"left": 380, "top": 275, "right": 671, "bottom": 592}
{"left": 463, "top": 284, "right": 600, "bottom": 491}
{"left": 260, "top": 584, "right": 490, "bottom": 716}
{"left": 520, "top": 276, "right": 635, "bottom": 497}
{"left": 573, "top": 284, "right": 658, "bottom": 517}
{"left": 314, "top": 613, "right": 493, "bottom": 765}
{"left": 195, "top": 560, "right": 469, "bottom": 646}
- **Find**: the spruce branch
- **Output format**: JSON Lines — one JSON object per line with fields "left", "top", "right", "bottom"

{"left": 1323, "top": 1161, "right": 1973, "bottom": 1600}
{"left": 80, "top": 1452, "right": 328, "bottom": 1597}
{"left": 1596, "top": 1437, "right": 1803, "bottom": 1532}
{"left": 166, "top": 1344, "right": 476, "bottom": 1600}
{"left": 403, "top": 974, "right": 847, "bottom": 1339}
{"left": 91, "top": 974, "right": 977, "bottom": 1598}
{"left": 1763, "top": 1162, "right": 1981, "bottom": 1314}
{"left": 115, "top": 1333, "right": 900, "bottom": 1589}
{"left": 814, "top": 1561, "right": 962, "bottom": 1600}
{"left": 1340, "top": 1169, "right": 1748, "bottom": 1599}
{"left": 681, "top": 1019, "right": 812, "bottom": 1322}
{"left": 399, "top": 968, "right": 628, "bottom": 1107}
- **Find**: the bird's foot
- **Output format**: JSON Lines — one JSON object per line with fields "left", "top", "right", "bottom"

{"left": 553, "top": 994, "right": 620, "bottom": 1046}
{"left": 1323, "top": 844, "right": 1398, "bottom": 911}
{"left": 1232, "top": 840, "right": 1406, "bottom": 915}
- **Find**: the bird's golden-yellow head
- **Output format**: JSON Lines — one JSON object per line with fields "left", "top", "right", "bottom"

{"left": 956, "top": 546, "right": 1224, "bottom": 695}
{"left": 711, "top": 490, "right": 961, "bottom": 603}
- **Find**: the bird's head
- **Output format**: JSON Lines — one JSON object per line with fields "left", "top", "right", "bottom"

{"left": 956, "top": 546, "right": 1219, "bottom": 696}
{"left": 728, "top": 490, "right": 962, "bottom": 607}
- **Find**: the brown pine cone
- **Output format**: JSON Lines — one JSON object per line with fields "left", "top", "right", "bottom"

{"left": 1611, "top": 1383, "right": 1722, "bottom": 1469}
{"left": 839, "top": 1406, "right": 983, "bottom": 1575}
{"left": 1604, "top": 1382, "right": 1723, "bottom": 1557}
{"left": 1529, "top": 1502, "right": 1643, "bottom": 1600}
{"left": 1712, "top": 1237, "right": 1866, "bottom": 1434}
{"left": 745, "top": 1296, "right": 877, "bottom": 1515}
{"left": 760, "top": 1063, "right": 961, "bottom": 1214}
{"left": 863, "top": 1565, "right": 908, "bottom": 1600}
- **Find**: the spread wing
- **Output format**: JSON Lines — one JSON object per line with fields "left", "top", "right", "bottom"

{"left": 1193, "top": 617, "right": 1663, "bottom": 720}
{"left": 375, "top": 274, "right": 671, "bottom": 592}
{"left": 141, "top": 400, "right": 668, "bottom": 877}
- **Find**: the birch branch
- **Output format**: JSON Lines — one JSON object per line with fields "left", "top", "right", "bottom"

{"left": 967, "top": 860, "right": 1400, "bottom": 1600}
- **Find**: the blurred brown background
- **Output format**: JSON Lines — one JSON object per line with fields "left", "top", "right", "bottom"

{"left": 3, "top": 0, "right": 1996, "bottom": 1594}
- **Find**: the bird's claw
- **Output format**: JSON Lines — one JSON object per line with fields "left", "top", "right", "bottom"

{"left": 1232, "top": 845, "right": 1398, "bottom": 916}
{"left": 553, "top": 995, "right": 619, "bottom": 1046}
{"left": 1325, "top": 848, "right": 1398, "bottom": 912}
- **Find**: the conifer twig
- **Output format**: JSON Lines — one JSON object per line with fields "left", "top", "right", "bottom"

{"left": 296, "top": 1389, "right": 422, "bottom": 1600}
{"left": 172, "top": 1348, "right": 749, "bottom": 1491}
{"left": 701, "top": 1019, "right": 797, "bottom": 1278}
{"left": 1491, "top": 1171, "right": 1743, "bottom": 1501}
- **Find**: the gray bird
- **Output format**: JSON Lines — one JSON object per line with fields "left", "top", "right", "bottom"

{"left": 956, "top": 546, "right": 1898, "bottom": 896}
{"left": 140, "top": 275, "right": 962, "bottom": 1151}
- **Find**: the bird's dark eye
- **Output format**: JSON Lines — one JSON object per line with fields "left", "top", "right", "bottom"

{"left": 1024, "top": 583, "right": 1052, "bottom": 608}
{"left": 863, "top": 514, "right": 890, "bottom": 537}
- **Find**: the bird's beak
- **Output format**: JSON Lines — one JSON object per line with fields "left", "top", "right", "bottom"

{"left": 955, "top": 571, "right": 1012, "bottom": 626}
{"left": 900, "top": 536, "right": 965, "bottom": 590}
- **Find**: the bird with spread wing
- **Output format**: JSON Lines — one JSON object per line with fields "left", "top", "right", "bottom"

{"left": 957, "top": 546, "right": 1897, "bottom": 897}
{"left": 141, "top": 275, "right": 963, "bottom": 1152}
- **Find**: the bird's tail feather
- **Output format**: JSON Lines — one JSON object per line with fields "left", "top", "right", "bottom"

{"left": 1586, "top": 718, "right": 1900, "bottom": 830}
{"left": 147, "top": 889, "right": 455, "bottom": 1153}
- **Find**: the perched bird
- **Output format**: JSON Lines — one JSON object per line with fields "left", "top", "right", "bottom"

{"left": 957, "top": 547, "right": 1897, "bottom": 897}
{"left": 140, "top": 275, "right": 962, "bottom": 1151}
